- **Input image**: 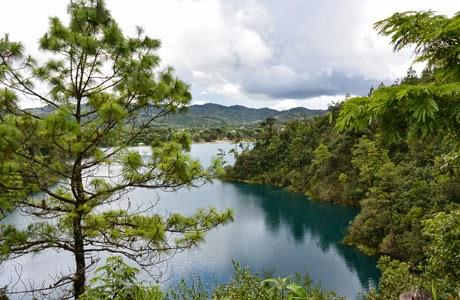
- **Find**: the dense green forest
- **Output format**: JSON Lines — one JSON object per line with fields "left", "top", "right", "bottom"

{"left": 125, "top": 124, "right": 258, "bottom": 145}
{"left": 226, "top": 10, "right": 460, "bottom": 300}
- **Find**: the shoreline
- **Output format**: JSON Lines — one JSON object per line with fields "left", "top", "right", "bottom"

{"left": 191, "top": 139, "right": 254, "bottom": 144}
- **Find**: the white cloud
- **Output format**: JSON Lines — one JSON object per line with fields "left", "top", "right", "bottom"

{"left": 0, "top": 0, "right": 459, "bottom": 109}
{"left": 274, "top": 95, "right": 346, "bottom": 111}
{"left": 191, "top": 100, "right": 207, "bottom": 106}
{"left": 233, "top": 28, "right": 272, "bottom": 62}
{"left": 203, "top": 82, "right": 243, "bottom": 98}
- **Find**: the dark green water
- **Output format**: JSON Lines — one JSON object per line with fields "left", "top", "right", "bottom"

{"left": 0, "top": 143, "right": 379, "bottom": 299}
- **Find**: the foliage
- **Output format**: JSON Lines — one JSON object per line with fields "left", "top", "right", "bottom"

{"left": 82, "top": 258, "right": 344, "bottom": 300}
{"left": 0, "top": 1, "right": 233, "bottom": 298}
{"left": 227, "top": 9, "right": 460, "bottom": 300}
{"left": 129, "top": 125, "right": 258, "bottom": 146}
{"left": 167, "top": 263, "right": 344, "bottom": 300}
{"left": 81, "top": 256, "right": 345, "bottom": 300}
{"left": 422, "top": 210, "right": 460, "bottom": 294}
{"left": 166, "top": 278, "right": 209, "bottom": 300}
{"left": 366, "top": 257, "right": 425, "bottom": 300}
{"left": 81, "top": 256, "right": 163, "bottom": 300}
{"left": 226, "top": 103, "right": 458, "bottom": 263}
{"left": 225, "top": 107, "right": 368, "bottom": 206}
{"left": 337, "top": 11, "right": 460, "bottom": 141}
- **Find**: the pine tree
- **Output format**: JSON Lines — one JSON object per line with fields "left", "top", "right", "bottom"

{"left": 0, "top": 1, "right": 233, "bottom": 298}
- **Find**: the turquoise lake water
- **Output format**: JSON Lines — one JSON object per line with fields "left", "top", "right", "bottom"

{"left": 0, "top": 142, "right": 379, "bottom": 299}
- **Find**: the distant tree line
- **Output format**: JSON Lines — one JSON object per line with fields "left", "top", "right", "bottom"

{"left": 127, "top": 125, "right": 258, "bottom": 146}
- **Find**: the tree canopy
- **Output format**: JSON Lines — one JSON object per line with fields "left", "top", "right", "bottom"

{"left": 337, "top": 11, "right": 460, "bottom": 141}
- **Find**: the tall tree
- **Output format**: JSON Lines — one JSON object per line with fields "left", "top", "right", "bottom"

{"left": 0, "top": 0, "right": 232, "bottom": 298}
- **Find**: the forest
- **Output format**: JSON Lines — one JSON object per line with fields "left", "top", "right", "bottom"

{"left": 130, "top": 125, "right": 258, "bottom": 145}
{"left": 226, "top": 10, "right": 460, "bottom": 300}
{"left": 0, "top": 0, "right": 458, "bottom": 299}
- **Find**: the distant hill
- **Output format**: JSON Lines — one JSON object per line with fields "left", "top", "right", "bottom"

{"left": 145, "top": 103, "right": 326, "bottom": 127}
{"left": 27, "top": 103, "right": 326, "bottom": 127}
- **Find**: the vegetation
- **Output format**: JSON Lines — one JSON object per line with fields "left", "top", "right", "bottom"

{"left": 80, "top": 256, "right": 344, "bottom": 300}
{"left": 0, "top": 0, "right": 233, "bottom": 298}
{"left": 227, "top": 10, "right": 460, "bottom": 299}
{"left": 0, "top": 0, "right": 459, "bottom": 299}
{"left": 129, "top": 124, "right": 258, "bottom": 145}
{"left": 149, "top": 103, "right": 325, "bottom": 128}
{"left": 225, "top": 105, "right": 366, "bottom": 206}
{"left": 81, "top": 256, "right": 163, "bottom": 300}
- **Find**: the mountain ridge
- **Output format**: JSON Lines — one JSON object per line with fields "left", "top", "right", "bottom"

{"left": 27, "top": 102, "right": 326, "bottom": 127}
{"left": 153, "top": 103, "right": 326, "bottom": 127}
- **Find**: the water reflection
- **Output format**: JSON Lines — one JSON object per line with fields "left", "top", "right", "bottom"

{"left": 231, "top": 182, "right": 380, "bottom": 290}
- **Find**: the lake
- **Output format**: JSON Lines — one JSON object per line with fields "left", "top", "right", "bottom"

{"left": 0, "top": 142, "right": 379, "bottom": 299}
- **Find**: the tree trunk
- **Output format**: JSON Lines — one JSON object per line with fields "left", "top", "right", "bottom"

{"left": 72, "top": 154, "right": 86, "bottom": 299}
{"left": 73, "top": 215, "right": 86, "bottom": 299}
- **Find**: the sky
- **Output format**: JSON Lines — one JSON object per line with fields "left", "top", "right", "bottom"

{"left": 0, "top": 1, "right": 459, "bottom": 110}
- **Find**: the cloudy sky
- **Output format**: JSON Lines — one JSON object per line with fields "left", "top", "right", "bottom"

{"left": 1, "top": 1, "right": 459, "bottom": 110}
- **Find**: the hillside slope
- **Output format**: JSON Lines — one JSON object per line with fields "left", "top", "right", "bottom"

{"left": 148, "top": 103, "right": 326, "bottom": 127}
{"left": 28, "top": 103, "right": 326, "bottom": 127}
